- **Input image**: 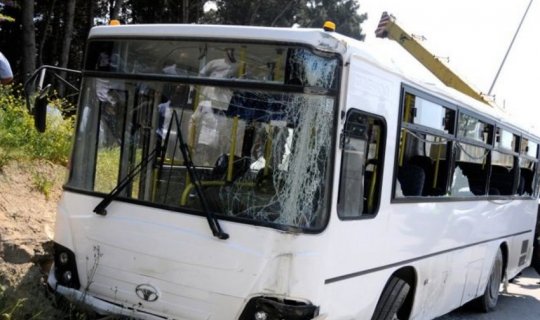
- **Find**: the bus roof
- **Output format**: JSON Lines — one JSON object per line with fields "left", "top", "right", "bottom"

{"left": 88, "top": 24, "right": 347, "bottom": 54}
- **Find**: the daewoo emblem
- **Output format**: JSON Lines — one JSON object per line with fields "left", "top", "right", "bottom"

{"left": 135, "top": 284, "right": 159, "bottom": 302}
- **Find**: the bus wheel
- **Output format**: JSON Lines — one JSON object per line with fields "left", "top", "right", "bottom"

{"left": 371, "top": 277, "right": 411, "bottom": 320}
{"left": 474, "top": 249, "right": 503, "bottom": 312}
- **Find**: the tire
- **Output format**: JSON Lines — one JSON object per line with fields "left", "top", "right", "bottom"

{"left": 474, "top": 249, "right": 503, "bottom": 312}
{"left": 371, "top": 277, "right": 411, "bottom": 320}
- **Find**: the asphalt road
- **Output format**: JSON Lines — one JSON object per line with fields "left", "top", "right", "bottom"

{"left": 437, "top": 267, "right": 540, "bottom": 320}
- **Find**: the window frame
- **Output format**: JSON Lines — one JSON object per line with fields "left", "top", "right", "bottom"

{"left": 393, "top": 84, "right": 540, "bottom": 203}
{"left": 337, "top": 109, "right": 387, "bottom": 220}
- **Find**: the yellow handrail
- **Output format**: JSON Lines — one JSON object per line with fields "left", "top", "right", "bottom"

{"left": 399, "top": 94, "right": 414, "bottom": 166}
{"left": 227, "top": 116, "right": 239, "bottom": 182}
{"left": 367, "top": 123, "right": 381, "bottom": 212}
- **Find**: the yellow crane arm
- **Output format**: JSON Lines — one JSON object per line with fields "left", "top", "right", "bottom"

{"left": 375, "top": 12, "right": 491, "bottom": 106}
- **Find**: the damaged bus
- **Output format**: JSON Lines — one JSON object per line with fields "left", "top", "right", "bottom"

{"left": 35, "top": 22, "right": 540, "bottom": 320}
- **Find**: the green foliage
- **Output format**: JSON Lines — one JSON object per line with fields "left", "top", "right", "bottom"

{"left": 32, "top": 171, "right": 54, "bottom": 200}
{"left": 0, "top": 13, "right": 15, "bottom": 22}
{"left": 297, "top": 0, "right": 368, "bottom": 40}
{"left": 0, "top": 286, "right": 25, "bottom": 320}
{"left": 95, "top": 147, "right": 121, "bottom": 193}
{"left": 210, "top": 0, "right": 367, "bottom": 40}
{"left": 0, "top": 86, "right": 73, "bottom": 165}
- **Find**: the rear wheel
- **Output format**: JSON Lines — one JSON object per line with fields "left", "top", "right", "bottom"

{"left": 474, "top": 249, "right": 503, "bottom": 312}
{"left": 371, "top": 277, "right": 411, "bottom": 320}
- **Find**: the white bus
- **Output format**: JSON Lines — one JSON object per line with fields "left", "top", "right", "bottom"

{"left": 41, "top": 22, "right": 540, "bottom": 320}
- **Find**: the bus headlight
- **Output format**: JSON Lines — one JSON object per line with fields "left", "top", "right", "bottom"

{"left": 59, "top": 252, "right": 69, "bottom": 264}
{"left": 53, "top": 242, "right": 81, "bottom": 289}
{"left": 254, "top": 311, "right": 268, "bottom": 320}
{"left": 239, "top": 297, "right": 318, "bottom": 320}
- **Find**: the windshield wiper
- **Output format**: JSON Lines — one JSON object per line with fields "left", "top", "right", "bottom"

{"left": 170, "top": 110, "right": 229, "bottom": 240}
{"left": 94, "top": 147, "right": 158, "bottom": 216}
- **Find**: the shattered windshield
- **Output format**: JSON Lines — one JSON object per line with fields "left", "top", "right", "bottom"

{"left": 86, "top": 39, "right": 338, "bottom": 89}
{"left": 68, "top": 40, "right": 338, "bottom": 231}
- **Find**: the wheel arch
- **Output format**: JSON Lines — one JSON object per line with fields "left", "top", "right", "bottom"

{"left": 499, "top": 241, "right": 509, "bottom": 281}
{"left": 391, "top": 266, "right": 417, "bottom": 319}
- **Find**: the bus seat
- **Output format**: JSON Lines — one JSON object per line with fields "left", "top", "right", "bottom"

{"left": 456, "top": 162, "right": 487, "bottom": 195}
{"left": 517, "top": 173, "right": 526, "bottom": 195}
{"left": 409, "top": 155, "right": 433, "bottom": 196}
{"left": 211, "top": 154, "right": 250, "bottom": 181}
{"left": 398, "top": 164, "right": 425, "bottom": 196}
{"left": 489, "top": 165, "right": 514, "bottom": 195}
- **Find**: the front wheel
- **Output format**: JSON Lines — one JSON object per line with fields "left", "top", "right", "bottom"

{"left": 371, "top": 277, "right": 411, "bottom": 320}
{"left": 474, "top": 249, "right": 503, "bottom": 312}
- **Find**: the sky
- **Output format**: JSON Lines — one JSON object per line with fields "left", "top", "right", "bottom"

{"left": 356, "top": 0, "right": 540, "bottom": 133}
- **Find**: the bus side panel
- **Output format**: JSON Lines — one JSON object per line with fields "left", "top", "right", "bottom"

{"left": 506, "top": 201, "right": 537, "bottom": 278}
{"left": 317, "top": 56, "right": 403, "bottom": 319}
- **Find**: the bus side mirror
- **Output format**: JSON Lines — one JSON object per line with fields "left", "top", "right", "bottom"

{"left": 34, "top": 94, "right": 47, "bottom": 133}
{"left": 31, "top": 83, "right": 52, "bottom": 133}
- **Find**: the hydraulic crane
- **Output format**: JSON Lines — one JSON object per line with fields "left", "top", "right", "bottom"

{"left": 375, "top": 11, "right": 492, "bottom": 107}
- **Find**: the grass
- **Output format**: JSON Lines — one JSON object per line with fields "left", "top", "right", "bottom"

{"left": 94, "top": 147, "right": 121, "bottom": 193}
{"left": 0, "top": 85, "right": 87, "bottom": 319}
{"left": 32, "top": 171, "right": 55, "bottom": 200}
{"left": 0, "top": 85, "right": 73, "bottom": 168}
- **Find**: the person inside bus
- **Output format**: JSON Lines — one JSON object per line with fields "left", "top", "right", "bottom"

{"left": 190, "top": 49, "right": 239, "bottom": 166}
{"left": 0, "top": 51, "right": 13, "bottom": 84}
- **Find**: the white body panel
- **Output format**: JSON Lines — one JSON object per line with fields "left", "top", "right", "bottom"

{"left": 49, "top": 24, "right": 539, "bottom": 320}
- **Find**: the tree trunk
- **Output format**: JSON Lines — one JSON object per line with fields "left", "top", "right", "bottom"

{"left": 271, "top": 0, "right": 296, "bottom": 26}
{"left": 182, "top": 0, "right": 189, "bottom": 23}
{"left": 249, "top": 2, "right": 262, "bottom": 25}
{"left": 59, "top": 0, "right": 76, "bottom": 95}
{"left": 111, "top": 0, "right": 123, "bottom": 20}
{"left": 21, "top": 0, "right": 37, "bottom": 83}
{"left": 38, "top": 0, "right": 57, "bottom": 66}
{"left": 85, "top": 1, "right": 96, "bottom": 38}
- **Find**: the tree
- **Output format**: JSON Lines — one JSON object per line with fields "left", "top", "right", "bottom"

{"left": 21, "top": 0, "right": 36, "bottom": 82}
{"left": 59, "top": 0, "right": 76, "bottom": 70}
{"left": 209, "top": 0, "right": 367, "bottom": 40}
{"left": 296, "top": 0, "right": 367, "bottom": 40}
{"left": 58, "top": 0, "right": 76, "bottom": 95}
{"left": 37, "top": 0, "right": 56, "bottom": 66}
{"left": 128, "top": 0, "right": 205, "bottom": 24}
{"left": 211, "top": 0, "right": 300, "bottom": 26}
{"left": 110, "top": 0, "right": 124, "bottom": 20}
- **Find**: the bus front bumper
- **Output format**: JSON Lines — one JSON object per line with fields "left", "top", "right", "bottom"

{"left": 48, "top": 269, "right": 169, "bottom": 320}
{"left": 48, "top": 269, "right": 328, "bottom": 320}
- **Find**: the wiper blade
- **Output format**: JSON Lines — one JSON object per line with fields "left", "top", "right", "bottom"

{"left": 171, "top": 110, "right": 229, "bottom": 240}
{"left": 94, "top": 148, "right": 158, "bottom": 216}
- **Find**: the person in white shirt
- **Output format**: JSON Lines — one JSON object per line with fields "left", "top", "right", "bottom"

{"left": 0, "top": 51, "right": 13, "bottom": 84}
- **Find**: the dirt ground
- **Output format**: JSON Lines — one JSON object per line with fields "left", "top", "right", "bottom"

{"left": 0, "top": 160, "right": 67, "bottom": 318}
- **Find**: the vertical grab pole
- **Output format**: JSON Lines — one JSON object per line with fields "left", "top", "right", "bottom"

{"left": 238, "top": 46, "right": 247, "bottom": 78}
{"left": 368, "top": 123, "right": 380, "bottom": 212}
{"left": 264, "top": 126, "right": 273, "bottom": 177}
{"left": 227, "top": 116, "right": 239, "bottom": 182}
{"left": 433, "top": 136, "right": 443, "bottom": 188}
{"left": 399, "top": 94, "right": 414, "bottom": 166}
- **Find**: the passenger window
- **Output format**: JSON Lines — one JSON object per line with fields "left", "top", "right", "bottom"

{"left": 338, "top": 111, "right": 385, "bottom": 218}
{"left": 396, "top": 131, "right": 449, "bottom": 197}
{"left": 451, "top": 143, "right": 489, "bottom": 196}
{"left": 519, "top": 138, "right": 539, "bottom": 196}
{"left": 490, "top": 151, "right": 516, "bottom": 196}
{"left": 403, "top": 93, "right": 455, "bottom": 135}
{"left": 495, "top": 128, "right": 516, "bottom": 151}
{"left": 457, "top": 113, "right": 492, "bottom": 144}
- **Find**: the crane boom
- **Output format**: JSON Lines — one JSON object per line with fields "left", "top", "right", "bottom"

{"left": 375, "top": 12, "right": 491, "bottom": 106}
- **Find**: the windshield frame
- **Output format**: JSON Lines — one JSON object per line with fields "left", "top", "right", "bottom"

{"left": 66, "top": 38, "right": 342, "bottom": 234}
